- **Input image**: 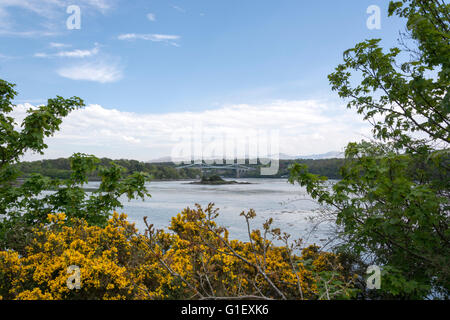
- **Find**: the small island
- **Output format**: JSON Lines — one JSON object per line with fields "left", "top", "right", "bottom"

{"left": 189, "top": 175, "right": 251, "bottom": 185}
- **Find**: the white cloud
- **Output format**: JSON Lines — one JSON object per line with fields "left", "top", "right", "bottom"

{"left": 0, "top": 30, "right": 59, "bottom": 37}
{"left": 57, "top": 61, "right": 122, "bottom": 83}
{"left": 33, "top": 52, "right": 48, "bottom": 58}
{"left": 0, "top": 0, "right": 113, "bottom": 36}
{"left": 0, "top": 52, "right": 14, "bottom": 59}
{"left": 118, "top": 33, "right": 180, "bottom": 46}
{"left": 14, "top": 100, "right": 371, "bottom": 162}
{"left": 146, "top": 13, "right": 156, "bottom": 21}
{"left": 50, "top": 42, "right": 71, "bottom": 48}
{"left": 35, "top": 46, "right": 100, "bottom": 58}
{"left": 57, "top": 47, "right": 99, "bottom": 58}
{"left": 81, "top": 0, "right": 111, "bottom": 12}
{"left": 0, "top": 0, "right": 112, "bottom": 16}
{"left": 118, "top": 33, "right": 179, "bottom": 41}
{"left": 170, "top": 5, "right": 185, "bottom": 13}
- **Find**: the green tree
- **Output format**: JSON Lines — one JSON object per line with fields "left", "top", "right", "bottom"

{"left": 290, "top": 0, "right": 449, "bottom": 299}
{"left": 0, "top": 79, "right": 151, "bottom": 252}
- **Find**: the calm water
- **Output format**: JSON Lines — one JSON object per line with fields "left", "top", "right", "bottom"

{"left": 84, "top": 178, "right": 334, "bottom": 246}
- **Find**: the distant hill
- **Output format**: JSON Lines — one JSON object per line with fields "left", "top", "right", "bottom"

{"left": 147, "top": 156, "right": 173, "bottom": 163}
{"left": 296, "top": 151, "right": 344, "bottom": 160}
{"left": 272, "top": 151, "right": 344, "bottom": 160}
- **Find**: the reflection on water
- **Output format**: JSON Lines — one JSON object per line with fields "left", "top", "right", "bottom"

{"left": 85, "top": 178, "right": 334, "bottom": 246}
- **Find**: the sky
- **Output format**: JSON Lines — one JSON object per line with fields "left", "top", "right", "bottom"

{"left": 0, "top": 0, "right": 408, "bottom": 162}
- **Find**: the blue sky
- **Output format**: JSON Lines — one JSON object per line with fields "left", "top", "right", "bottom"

{"left": 0, "top": 1, "right": 407, "bottom": 161}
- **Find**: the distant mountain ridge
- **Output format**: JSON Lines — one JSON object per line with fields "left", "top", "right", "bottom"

{"left": 294, "top": 151, "right": 344, "bottom": 160}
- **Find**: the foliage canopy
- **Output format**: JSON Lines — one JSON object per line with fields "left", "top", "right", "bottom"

{"left": 290, "top": 0, "right": 449, "bottom": 299}
{"left": 0, "top": 80, "right": 151, "bottom": 251}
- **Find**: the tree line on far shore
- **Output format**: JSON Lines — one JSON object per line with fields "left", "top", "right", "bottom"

{"left": 14, "top": 157, "right": 346, "bottom": 181}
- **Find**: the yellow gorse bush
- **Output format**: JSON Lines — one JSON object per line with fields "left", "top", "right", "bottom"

{"left": 0, "top": 206, "right": 356, "bottom": 300}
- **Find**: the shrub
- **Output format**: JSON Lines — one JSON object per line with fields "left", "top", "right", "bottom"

{"left": 0, "top": 205, "right": 357, "bottom": 300}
